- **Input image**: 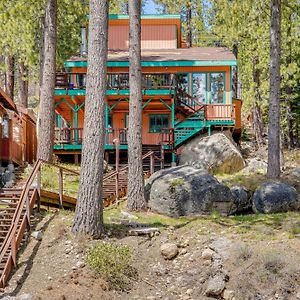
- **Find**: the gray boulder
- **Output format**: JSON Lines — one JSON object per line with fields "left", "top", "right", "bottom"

{"left": 145, "top": 166, "right": 236, "bottom": 217}
{"left": 242, "top": 158, "right": 267, "bottom": 174}
{"left": 253, "top": 182, "right": 299, "bottom": 213}
{"left": 230, "top": 186, "right": 251, "bottom": 213}
{"left": 179, "top": 133, "right": 246, "bottom": 174}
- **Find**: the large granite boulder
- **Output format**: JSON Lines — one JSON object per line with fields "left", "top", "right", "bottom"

{"left": 253, "top": 182, "right": 299, "bottom": 213}
{"left": 179, "top": 133, "right": 246, "bottom": 174}
{"left": 230, "top": 186, "right": 252, "bottom": 213}
{"left": 145, "top": 166, "right": 236, "bottom": 217}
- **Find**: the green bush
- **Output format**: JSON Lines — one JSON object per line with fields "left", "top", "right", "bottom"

{"left": 86, "top": 242, "right": 134, "bottom": 290}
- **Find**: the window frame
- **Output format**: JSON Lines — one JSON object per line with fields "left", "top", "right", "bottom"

{"left": 148, "top": 114, "right": 170, "bottom": 133}
{"left": 209, "top": 72, "right": 226, "bottom": 104}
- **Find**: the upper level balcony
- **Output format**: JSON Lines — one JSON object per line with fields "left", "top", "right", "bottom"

{"left": 55, "top": 73, "right": 175, "bottom": 97}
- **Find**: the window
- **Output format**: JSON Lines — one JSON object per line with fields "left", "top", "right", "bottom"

{"left": 192, "top": 73, "right": 206, "bottom": 103}
{"left": 149, "top": 114, "right": 169, "bottom": 133}
{"left": 210, "top": 73, "right": 225, "bottom": 103}
{"left": 108, "top": 114, "right": 113, "bottom": 128}
{"left": 177, "top": 74, "right": 189, "bottom": 92}
{"left": 77, "top": 74, "right": 86, "bottom": 88}
{"left": 2, "top": 116, "right": 9, "bottom": 138}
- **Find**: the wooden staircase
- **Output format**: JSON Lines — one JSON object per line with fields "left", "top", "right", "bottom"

{"left": 0, "top": 151, "right": 159, "bottom": 288}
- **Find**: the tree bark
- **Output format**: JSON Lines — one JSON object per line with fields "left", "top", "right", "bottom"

{"left": 252, "top": 55, "right": 264, "bottom": 147}
{"left": 4, "top": 56, "right": 14, "bottom": 100}
{"left": 267, "top": 0, "right": 281, "bottom": 179}
{"left": 232, "top": 43, "right": 238, "bottom": 99}
{"left": 186, "top": 5, "right": 192, "bottom": 48}
{"left": 37, "top": 0, "right": 57, "bottom": 162}
{"left": 18, "top": 62, "right": 29, "bottom": 108}
{"left": 127, "top": 0, "right": 146, "bottom": 211}
{"left": 72, "top": 0, "right": 108, "bottom": 238}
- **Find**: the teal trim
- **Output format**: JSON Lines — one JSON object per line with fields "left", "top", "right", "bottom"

{"left": 55, "top": 89, "right": 173, "bottom": 96}
{"left": 208, "top": 126, "right": 211, "bottom": 136}
{"left": 55, "top": 98, "right": 76, "bottom": 111}
{"left": 159, "top": 98, "right": 172, "bottom": 110}
{"left": 64, "top": 60, "right": 237, "bottom": 68}
{"left": 230, "top": 67, "right": 232, "bottom": 105}
{"left": 108, "top": 14, "right": 181, "bottom": 20}
{"left": 77, "top": 101, "right": 85, "bottom": 111}
{"left": 74, "top": 107, "right": 79, "bottom": 143}
{"left": 142, "top": 98, "right": 153, "bottom": 109}
{"left": 108, "top": 98, "right": 123, "bottom": 111}
{"left": 54, "top": 144, "right": 82, "bottom": 150}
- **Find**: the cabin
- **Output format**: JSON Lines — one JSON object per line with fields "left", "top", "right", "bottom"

{"left": 0, "top": 88, "right": 37, "bottom": 165}
{"left": 54, "top": 14, "right": 242, "bottom": 164}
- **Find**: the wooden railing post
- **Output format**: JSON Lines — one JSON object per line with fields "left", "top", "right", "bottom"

{"left": 160, "top": 143, "right": 164, "bottom": 169}
{"left": 150, "top": 152, "right": 154, "bottom": 175}
{"left": 25, "top": 193, "right": 30, "bottom": 230}
{"left": 114, "top": 139, "right": 120, "bottom": 200}
{"left": 58, "top": 168, "right": 63, "bottom": 209}
{"left": 11, "top": 235, "right": 17, "bottom": 267}
{"left": 36, "top": 166, "right": 41, "bottom": 212}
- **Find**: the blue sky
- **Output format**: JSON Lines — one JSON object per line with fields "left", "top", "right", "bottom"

{"left": 144, "top": 0, "right": 161, "bottom": 14}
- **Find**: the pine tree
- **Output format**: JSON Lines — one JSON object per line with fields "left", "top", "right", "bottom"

{"left": 72, "top": 0, "right": 109, "bottom": 238}
{"left": 127, "top": 0, "right": 147, "bottom": 211}
{"left": 267, "top": 0, "right": 281, "bottom": 178}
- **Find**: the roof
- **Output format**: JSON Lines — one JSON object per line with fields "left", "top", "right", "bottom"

{"left": 65, "top": 47, "right": 237, "bottom": 68}
{"left": 0, "top": 87, "right": 17, "bottom": 111}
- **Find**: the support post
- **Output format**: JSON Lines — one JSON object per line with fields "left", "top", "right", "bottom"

{"left": 114, "top": 139, "right": 120, "bottom": 200}
{"left": 208, "top": 126, "right": 211, "bottom": 136}
{"left": 37, "top": 167, "right": 41, "bottom": 212}
{"left": 26, "top": 194, "right": 30, "bottom": 230}
{"left": 74, "top": 106, "right": 79, "bottom": 143}
{"left": 150, "top": 152, "right": 154, "bottom": 175}
{"left": 160, "top": 143, "right": 164, "bottom": 169}
{"left": 58, "top": 168, "right": 63, "bottom": 208}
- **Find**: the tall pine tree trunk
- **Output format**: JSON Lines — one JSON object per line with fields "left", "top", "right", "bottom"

{"left": 72, "top": 0, "right": 108, "bottom": 238}
{"left": 18, "top": 62, "right": 29, "bottom": 108}
{"left": 127, "top": 0, "right": 146, "bottom": 211}
{"left": 186, "top": 5, "right": 192, "bottom": 48}
{"left": 4, "top": 56, "right": 14, "bottom": 100}
{"left": 37, "top": 0, "right": 57, "bottom": 161}
{"left": 267, "top": 0, "right": 281, "bottom": 179}
{"left": 252, "top": 56, "right": 264, "bottom": 147}
{"left": 232, "top": 43, "right": 238, "bottom": 98}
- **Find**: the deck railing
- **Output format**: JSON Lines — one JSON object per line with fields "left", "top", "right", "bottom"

{"left": 56, "top": 73, "right": 174, "bottom": 91}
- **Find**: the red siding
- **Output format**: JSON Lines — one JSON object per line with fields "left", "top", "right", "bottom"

{"left": 108, "top": 25, "right": 177, "bottom": 50}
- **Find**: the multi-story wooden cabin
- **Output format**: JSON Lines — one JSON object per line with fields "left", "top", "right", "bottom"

{"left": 54, "top": 14, "right": 242, "bottom": 164}
{"left": 0, "top": 88, "right": 37, "bottom": 165}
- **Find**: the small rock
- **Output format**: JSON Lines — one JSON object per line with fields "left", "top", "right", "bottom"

{"left": 120, "top": 210, "right": 138, "bottom": 220}
{"left": 160, "top": 243, "right": 179, "bottom": 260}
{"left": 180, "top": 248, "right": 187, "bottom": 255}
{"left": 222, "top": 289, "right": 235, "bottom": 300}
{"left": 205, "top": 275, "right": 226, "bottom": 297}
{"left": 186, "top": 289, "right": 193, "bottom": 295}
{"left": 31, "top": 231, "right": 43, "bottom": 241}
{"left": 76, "top": 261, "right": 85, "bottom": 268}
{"left": 146, "top": 297, "right": 156, "bottom": 300}
{"left": 202, "top": 248, "right": 214, "bottom": 260}
{"left": 129, "top": 227, "right": 160, "bottom": 236}
{"left": 47, "top": 276, "right": 52, "bottom": 281}
{"left": 65, "top": 248, "right": 71, "bottom": 254}
{"left": 296, "top": 291, "right": 300, "bottom": 299}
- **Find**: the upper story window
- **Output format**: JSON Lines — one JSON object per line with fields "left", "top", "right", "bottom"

{"left": 210, "top": 73, "right": 225, "bottom": 104}
{"left": 1, "top": 116, "right": 9, "bottom": 138}
{"left": 192, "top": 73, "right": 206, "bottom": 103}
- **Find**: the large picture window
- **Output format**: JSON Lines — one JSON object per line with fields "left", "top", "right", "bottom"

{"left": 210, "top": 73, "right": 225, "bottom": 103}
{"left": 149, "top": 114, "right": 169, "bottom": 133}
{"left": 192, "top": 73, "right": 206, "bottom": 103}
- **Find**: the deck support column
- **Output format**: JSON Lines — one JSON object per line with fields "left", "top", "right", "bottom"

{"left": 208, "top": 126, "right": 211, "bottom": 136}
{"left": 74, "top": 105, "right": 79, "bottom": 143}
{"left": 171, "top": 98, "right": 176, "bottom": 164}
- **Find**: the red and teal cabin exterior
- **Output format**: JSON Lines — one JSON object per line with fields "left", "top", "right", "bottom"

{"left": 54, "top": 14, "right": 242, "bottom": 164}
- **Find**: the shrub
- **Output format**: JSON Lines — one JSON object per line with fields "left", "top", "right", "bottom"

{"left": 262, "top": 251, "right": 285, "bottom": 274}
{"left": 86, "top": 242, "right": 134, "bottom": 290}
{"left": 236, "top": 244, "right": 252, "bottom": 262}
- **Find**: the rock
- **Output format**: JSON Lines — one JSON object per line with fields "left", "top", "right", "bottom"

{"left": 129, "top": 227, "right": 160, "bottom": 236}
{"left": 253, "top": 182, "right": 299, "bottom": 213}
{"left": 31, "top": 231, "right": 43, "bottom": 241}
{"left": 205, "top": 274, "right": 226, "bottom": 297}
{"left": 290, "top": 167, "right": 300, "bottom": 178}
{"left": 242, "top": 158, "right": 267, "bottom": 174}
{"left": 296, "top": 291, "right": 300, "bottom": 299}
{"left": 179, "top": 133, "right": 246, "bottom": 174}
{"left": 210, "top": 237, "right": 233, "bottom": 259}
{"left": 160, "top": 243, "right": 179, "bottom": 260}
{"left": 202, "top": 248, "right": 214, "bottom": 260}
{"left": 7, "top": 163, "right": 15, "bottom": 172}
{"left": 4, "top": 180, "right": 14, "bottom": 188}
{"left": 76, "top": 261, "right": 85, "bottom": 268}
{"left": 222, "top": 289, "right": 235, "bottom": 300}
{"left": 146, "top": 166, "right": 236, "bottom": 217}
{"left": 230, "top": 186, "right": 251, "bottom": 213}
{"left": 120, "top": 210, "right": 138, "bottom": 220}
{"left": 2, "top": 171, "right": 15, "bottom": 184}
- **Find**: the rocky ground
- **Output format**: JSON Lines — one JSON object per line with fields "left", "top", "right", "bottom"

{"left": 1, "top": 206, "right": 300, "bottom": 300}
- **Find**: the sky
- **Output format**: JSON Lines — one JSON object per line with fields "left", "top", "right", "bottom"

{"left": 143, "top": 0, "right": 161, "bottom": 14}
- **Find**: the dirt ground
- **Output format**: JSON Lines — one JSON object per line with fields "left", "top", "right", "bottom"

{"left": 1, "top": 207, "right": 299, "bottom": 300}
